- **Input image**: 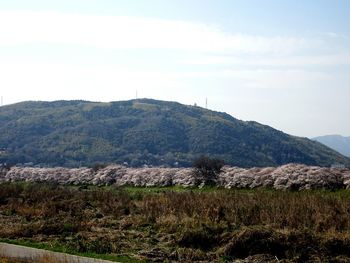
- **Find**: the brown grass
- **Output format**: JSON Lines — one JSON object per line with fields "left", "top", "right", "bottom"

{"left": 1, "top": 183, "right": 350, "bottom": 262}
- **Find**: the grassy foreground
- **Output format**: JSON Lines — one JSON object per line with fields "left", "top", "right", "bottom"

{"left": 1, "top": 183, "right": 350, "bottom": 262}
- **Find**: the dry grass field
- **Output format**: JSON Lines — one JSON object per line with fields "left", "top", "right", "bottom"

{"left": 1, "top": 183, "right": 350, "bottom": 262}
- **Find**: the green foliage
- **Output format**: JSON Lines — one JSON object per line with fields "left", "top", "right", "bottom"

{"left": 0, "top": 99, "right": 349, "bottom": 167}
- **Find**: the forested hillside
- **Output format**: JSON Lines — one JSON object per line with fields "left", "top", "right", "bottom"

{"left": 0, "top": 99, "right": 349, "bottom": 167}
{"left": 314, "top": 135, "right": 350, "bottom": 158}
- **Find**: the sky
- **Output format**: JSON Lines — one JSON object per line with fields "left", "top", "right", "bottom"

{"left": 0, "top": 0, "right": 349, "bottom": 138}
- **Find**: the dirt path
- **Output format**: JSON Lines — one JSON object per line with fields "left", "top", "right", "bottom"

{"left": 0, "top": 242, "right": 118, "bottom": 263}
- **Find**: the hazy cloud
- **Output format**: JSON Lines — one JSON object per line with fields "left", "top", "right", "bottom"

{"left": 0, "top": 11, "right": 311, "bottom": 54}
{"left": 182, "top": 53, "right": 350, "bottom": 67}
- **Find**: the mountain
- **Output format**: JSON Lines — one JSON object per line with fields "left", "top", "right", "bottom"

{"left": 0, "top": 99, "right": 349, "bottom": 168}
{"left": 313, "top": 135, "right": 350, "bottom": 158}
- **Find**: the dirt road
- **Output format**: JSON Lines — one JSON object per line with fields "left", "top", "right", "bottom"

{"left": 0, "top": 242, "right": 118, "bottom": 263}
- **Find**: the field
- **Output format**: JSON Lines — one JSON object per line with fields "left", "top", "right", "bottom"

{"left": 1, "top": 183, "right": 350, "bottom": 262}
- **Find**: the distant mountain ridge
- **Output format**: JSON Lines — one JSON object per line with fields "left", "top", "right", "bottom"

{"left": 0, "top": 99, "right": 349, "bottom": 167}
{"left": 313, "top": 135, "right": 350, "bottom": 158}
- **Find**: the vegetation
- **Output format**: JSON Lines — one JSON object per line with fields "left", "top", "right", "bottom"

{"left": 193, "top": 155, "right": 224, "bottom": 185}
{"left": 0, "top": 99, "right": 349, "bottom": 168}
{"left": 1, "top": 183, "right": 350, "bottom": 262}
{"left": 313, "top": 134, "right": 350, "bottom": 158}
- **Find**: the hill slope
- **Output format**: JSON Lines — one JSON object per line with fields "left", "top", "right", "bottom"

{"left": 313, "top": 135, "right": 350, "bottom": 158}
{"left": 0, "top": 99, "right": 349, "bottom": 167}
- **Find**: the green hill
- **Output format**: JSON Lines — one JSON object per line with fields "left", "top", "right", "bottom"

{"left": 0, "top": 99, "right": 349, "bottom": 167}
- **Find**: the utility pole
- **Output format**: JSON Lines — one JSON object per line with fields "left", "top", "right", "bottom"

{"left": 136, "top": 90, "right": 138, "bottom": 99}
{"left": 205, "top": 97, "right": 208, "bottom": 109}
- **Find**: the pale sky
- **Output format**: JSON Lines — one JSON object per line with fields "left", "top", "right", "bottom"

{"left": 0, "top": 0, "right": 349, "bottom": 138}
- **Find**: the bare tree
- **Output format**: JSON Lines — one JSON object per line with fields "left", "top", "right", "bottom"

{"left": 193, "top": 156, "right": 224, "bottom": 185}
